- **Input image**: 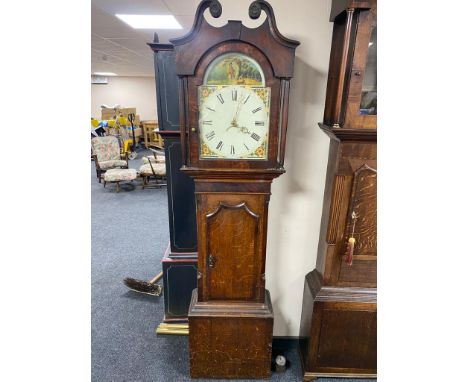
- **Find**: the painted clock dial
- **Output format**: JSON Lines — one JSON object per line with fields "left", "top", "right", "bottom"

{"left": 198, "top": 52, "right": 270, "bottom": 160}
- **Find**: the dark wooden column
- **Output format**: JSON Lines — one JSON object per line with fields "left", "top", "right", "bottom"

{"left": 148, "top": 36, "right": 198, "bottom": 325}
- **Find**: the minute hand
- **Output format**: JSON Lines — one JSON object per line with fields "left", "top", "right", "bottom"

{"left": 232, "top": 94, "right": 245, "bottom": 125}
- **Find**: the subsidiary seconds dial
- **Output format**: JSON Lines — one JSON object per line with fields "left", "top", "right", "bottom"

{"left": 198, "top": 85, "right": 270, "bottom": 160}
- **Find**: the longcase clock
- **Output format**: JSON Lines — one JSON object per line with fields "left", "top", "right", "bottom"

{"left": 169, "top": 0, "right": 299, "bottom": 378}
{"left": 148, "top": 35, "right": 198, "bottom": 331}
{"left": 299, "top": 0, "right": 377, "bottom": 380}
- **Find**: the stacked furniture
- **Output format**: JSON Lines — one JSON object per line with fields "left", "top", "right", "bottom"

{"left": 141, "top": 120, "right": 163, "bottom": 149}
{"left": 299, "top": 0, "right": 377, "bottom": 380}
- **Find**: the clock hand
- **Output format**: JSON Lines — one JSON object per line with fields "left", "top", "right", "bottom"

{"left": 232, "top": 93, "right": 245, "bottom": 125}
{"left": 240, "top": 126, "right": 252, "bottom": 134}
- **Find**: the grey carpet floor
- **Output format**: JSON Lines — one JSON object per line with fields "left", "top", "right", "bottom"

{"left": 91, "top": 150, "right": 374, "bottom": 382}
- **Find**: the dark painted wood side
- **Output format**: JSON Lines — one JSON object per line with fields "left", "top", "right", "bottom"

{"left": 149, "top": 38, "right": 198, "bottom": 323}
{"left": 160, "top": 132, "right": 197, "bottom": 253}
{"left": 149, "top": 41, "right": 180, "bottom": 131}
{"left": 161, "top": 245, "right": 197, "bottom": 321}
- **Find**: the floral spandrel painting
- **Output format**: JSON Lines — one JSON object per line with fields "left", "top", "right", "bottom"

{"left": 204, "top": 53, "right": 265, "bottom": 86}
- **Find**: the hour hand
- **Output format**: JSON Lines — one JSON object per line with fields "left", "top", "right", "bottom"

{"left": 240, "top": 126, "right": 252, "bottom": 134}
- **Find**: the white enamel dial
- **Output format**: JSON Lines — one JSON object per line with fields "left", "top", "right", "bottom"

{"left": 198, "top": 85, "right": 270, "bottom": 160}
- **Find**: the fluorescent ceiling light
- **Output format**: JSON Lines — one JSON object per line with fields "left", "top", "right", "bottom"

{"left": 116, "top": 14, "right": 182, "bottom": 29}
{"left": 93, "top": 72, "right": 117, "bottom": 76}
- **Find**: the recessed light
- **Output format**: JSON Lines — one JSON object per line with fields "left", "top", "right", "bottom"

{"left": 93, "top": 72, "right": 117, "bottom": 76}
{"left": 116, "top": 14, "right": 182, "bottom": 29}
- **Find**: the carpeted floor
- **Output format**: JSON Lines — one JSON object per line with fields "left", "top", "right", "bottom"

{"left": 91, "top": 151, "right": 374, "bottom": 382}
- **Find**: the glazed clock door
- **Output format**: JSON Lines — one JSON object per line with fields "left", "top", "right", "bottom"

{"left": 344, "top": 6, "right": 377, "bottom": 129}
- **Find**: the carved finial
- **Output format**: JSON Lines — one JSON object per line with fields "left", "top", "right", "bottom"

{"left": 209, "top": 0, "right": 222, "bottom": 18}
{"left": 249, "top": 1, "right": 262, "bottom": 19}
{"left": 153, "top": 32, "right": 159, "bottom": 43}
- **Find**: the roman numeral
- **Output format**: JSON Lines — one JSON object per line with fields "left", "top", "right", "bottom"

{"left": 251, "top": 133, "right": 261, "bottom": 141}
{"left": 243, "top": 95, "right": 250, "bottom": 104}
{"left": 252, "top": 107, "right": 262, "bottom": 114}
{"left": 206, "top": 106, "right": 215, "bottom": 112}
{"left": 216, "top": 141, "right": 224, "bottom": 150}
{"left": 205, "top": 131, "right": 215, "bottom": 141}
{"left": 255, "top": 121, "right": 265, "bottom": 126}
{"left": 203, "top": 120, "right": 212, "bottom": 125}
{"left": 230, "top": 145, "right": 235, "bottom": 155}
{"left": 232, "top": 90, "right": 237, "bottom": 101}
{"left": 217, "top": 94, "right": 224, "bottom": 104}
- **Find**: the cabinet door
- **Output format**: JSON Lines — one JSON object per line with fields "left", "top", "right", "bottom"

{"left": 197, "top": 193, "right": 267, "bottom": 302}
{"left": 325, "top": 141, "right": 377, "bottom": 287}
{"left": 337, "top": 164, "right": 377, "bottom": 285}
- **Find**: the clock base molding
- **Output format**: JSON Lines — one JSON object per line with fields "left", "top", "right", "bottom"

{"left": 188, "top": 289, "right": 274, "bottom": 379}
{"left": 303, "top": 372, "right": 377, "bottom": 381}
{"left": 299, "top": 270, "right": 377, "bottom": 379}
{"left": 161, "top": 244, "right": 198, "bottom": 322}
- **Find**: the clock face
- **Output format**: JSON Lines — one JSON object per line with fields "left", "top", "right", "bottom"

{"left": 198, "top": 85, "right": 270, "bottom": 160}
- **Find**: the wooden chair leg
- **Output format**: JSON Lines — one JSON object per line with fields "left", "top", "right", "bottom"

{"left": 103, "top": 180, "right": 106, "bottom": 188}
{"left": 116, "top": 182, "right": 120, "bottom": 193}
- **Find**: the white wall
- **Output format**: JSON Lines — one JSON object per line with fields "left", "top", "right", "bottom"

{"left": 91, "top": 0, "right": 334, "bottom": 337}
{"left": 208, "top": 0, "right": 333, "bottom": 336}
{"left": 91, "top": 76, "right": 157, "bottom": 121}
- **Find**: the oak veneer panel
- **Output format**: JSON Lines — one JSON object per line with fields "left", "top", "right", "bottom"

{"left": 317, "top": 309, "right": 377, "bottom": 369}
{"left": 206, "top": 203, "right": 259, "bottom": 300}
{"left": 189, "top": 289, "right": 273, "bottom": 379}
{"left": 196, "top": 191, "right": 268, "bottom": 302}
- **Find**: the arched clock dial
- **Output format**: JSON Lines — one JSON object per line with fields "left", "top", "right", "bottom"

{"left": 198, "top": 85, "right": 270, "bottom": 160}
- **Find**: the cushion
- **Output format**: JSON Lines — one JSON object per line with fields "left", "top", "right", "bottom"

{"left": 99, "top": 159, "right": 127, "bottom": 170}
{"left": 103, "top": 168, "right": 137, "bottom": 182}
{"left": 142, "top": 155, "right": 165, "bottom": 164}
{"left": 139, "top": 163, "right": 166, "bottom": 176}
{"left": 91, "top": 136, "right": 121, "bottom": 162}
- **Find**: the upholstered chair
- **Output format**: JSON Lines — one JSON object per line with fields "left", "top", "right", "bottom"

{"left": 91, "top": 136, "right": 128, "bottom": 183}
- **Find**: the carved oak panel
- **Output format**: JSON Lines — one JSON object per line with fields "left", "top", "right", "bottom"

{"left": 338, "top": 164, "right": 377, "bottom": 284}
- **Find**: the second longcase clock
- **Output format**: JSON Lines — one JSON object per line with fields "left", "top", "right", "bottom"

{"left": 299, "top": 0, "right": 377, "bottom": 380}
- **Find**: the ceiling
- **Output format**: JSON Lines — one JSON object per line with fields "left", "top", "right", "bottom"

{"left": 91, "top": 0, "right": 202, "bottom": 77}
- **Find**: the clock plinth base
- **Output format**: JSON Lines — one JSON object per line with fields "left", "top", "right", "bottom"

{"left": 299, "top": 270, "right": 377, "bottom": 379}
{"left": 188, "top": 289, "right": 274, "bottom": 379}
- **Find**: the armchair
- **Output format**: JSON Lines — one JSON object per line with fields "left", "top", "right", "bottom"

{"left": 139, "top": 148, "right": 166, "bottom": 189}
{"left": 91, "top": 136, "right": 128, "bottom": 183}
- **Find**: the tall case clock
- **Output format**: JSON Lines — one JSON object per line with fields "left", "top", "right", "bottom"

{"left": 148, "top": 36, "right": 198, "bottom": 326}
{"left": 170, "top": 0, "right": 299, "bottom": 378}
{"left": 299, "top": 0, "right": 377, "bottom": 380}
